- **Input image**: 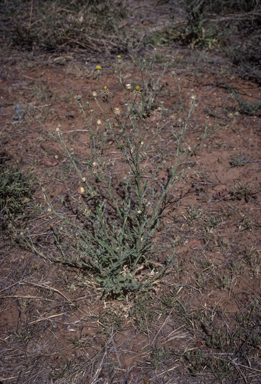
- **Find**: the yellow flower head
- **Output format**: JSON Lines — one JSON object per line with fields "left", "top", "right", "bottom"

{"left": 96, "top": 65, "right": 101, "bottom": 70}
{"left": 102, "top": 86, "right": 109, "bottom": 97}
{"left": 117, "top": 55, "right": 121, "bottom": 59}
{"left": 134, "top": 85, "right": 141, "bottom": 96}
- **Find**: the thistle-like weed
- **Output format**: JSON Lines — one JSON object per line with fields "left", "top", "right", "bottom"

{"left": 24, "top": 54, "right": 235, "bottom": 298}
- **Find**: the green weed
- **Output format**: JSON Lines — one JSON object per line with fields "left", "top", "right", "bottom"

{"left": 151, "top": 347, "right": 171, "bottom": 368}
{"left": 204, "top": 215, "right": 222, "bottom": 228}
{"left": 49, "top": 361, "right": 71, "bottom": 381}
{"left": 14, "top": 329, "right": 32, "bottom": 346}
{"left": 224, "top": 44, "right": 261, "bottom": 83}
{"left": 202, "top": 323, "right": 226, "bottom": 349}
{"left": 183, "top": 205, "right": 201, "bottom": 222}
{"left": 98, "top": 309, "right": 122, "bottom": 333}
{"left": 172, "top": 0, "right": 228, "bottom": 49}
{"left": 0, "top": 163, "right": 33, "bottom": 230}
{"left": 229, "top": 153, "right": 251, "bottom": 167}
{"left": 133, "top": 293, "right": 154, "bottom": 331}
{"left": 243, "top": 247, "right": 261, "bottom": 273}
{"left": 229, "top": 85, "right": 261, "bottom": 115}
{"left": 239, "top": 216, "right": 256, "bottom": 231}
{"left": 217, "top": 275, "right": 230, "bottom": 290}
{"left": 229, "top": 183, "right": 258, "bottom": 203}
{"left": 161, "top": 289, "right": 178, "bottom": 308}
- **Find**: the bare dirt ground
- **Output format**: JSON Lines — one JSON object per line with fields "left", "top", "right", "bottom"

{"left": 0, "top": 1, "right": 261, "bottom": 383}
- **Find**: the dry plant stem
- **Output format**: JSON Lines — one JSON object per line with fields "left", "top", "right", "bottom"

{"left": 55, "top": 128, "right": 94, "bottom": 196}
